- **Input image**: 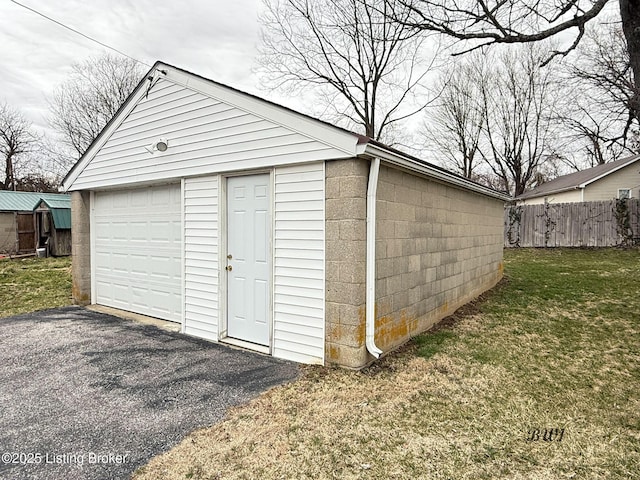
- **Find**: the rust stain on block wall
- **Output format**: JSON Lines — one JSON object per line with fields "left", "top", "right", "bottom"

{"left": 72, "top": 283, "right": 90, "bottom": 305}
{"left": 375, "top": 308, "right": 418, "bottom": 351}
{"left": 329, "top": 322, "right": 366, "bottom": 347}
{"left": 327, "top": 344, "right": 340, "bottom": 363}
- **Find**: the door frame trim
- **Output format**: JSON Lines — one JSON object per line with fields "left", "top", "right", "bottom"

{"left": 90, "top": 190, "right": 96, "bottom": 305}
{"left": 219, "top": 169, "right": 274, "bottom": 353}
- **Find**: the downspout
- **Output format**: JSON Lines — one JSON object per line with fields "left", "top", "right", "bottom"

{"left": 366, "top": 157, "right": 383, "bottom": 358}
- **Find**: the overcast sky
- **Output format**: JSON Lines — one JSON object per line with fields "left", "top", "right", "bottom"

{"left": 1, "top": 0, "right": 266, "bottom": 135}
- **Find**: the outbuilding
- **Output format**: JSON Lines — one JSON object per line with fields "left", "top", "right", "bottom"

{"left": 33, "top": 196, "right": 72, "bottom": 256}
{"left": 63, "top": 62, "right": 508, "bottom": 368}
{"left": 0, "top": 191, "right": 71, "bottom": 257}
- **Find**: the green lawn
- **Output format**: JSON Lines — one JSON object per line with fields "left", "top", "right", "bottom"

{"left": 0, "top": 256, "right": 72, "bottom": 318}
{"left": 133, "top": 248, "right": 640, "bottom": 480}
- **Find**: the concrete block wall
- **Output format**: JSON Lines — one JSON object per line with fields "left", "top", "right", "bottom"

{"left": 71, "top": 191, "right": 91, "bottom": 305}
{"left": 325, "top": 158, "right": 370, "bottom": 368}
{"left": 374, "top": 164, "right": 504, "bottom": 351}
{"left": 0, "top": 213, "right": 16, "bottom": 253}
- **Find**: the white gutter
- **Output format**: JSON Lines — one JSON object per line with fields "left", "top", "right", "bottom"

{"left": 366, "top": 157, "right": 383, "bottom": 359}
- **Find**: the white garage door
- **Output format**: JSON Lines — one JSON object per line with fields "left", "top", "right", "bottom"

{"left": 93, "top": 184, "right": 182, "bottom": 322}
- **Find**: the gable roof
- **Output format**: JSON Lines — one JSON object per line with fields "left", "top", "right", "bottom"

{"left": 62, "top": 61, "right": 509, "bottom": 201}
{"left": 517, "top": 154, "right": 640, "bottom": 200}
{"left": 0, "top": 191, "right": 71, "bottom": 213}
{"left": 35, "top": 198, "right": 72, "bottom": 229}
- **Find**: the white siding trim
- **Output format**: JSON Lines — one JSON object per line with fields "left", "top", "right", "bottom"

{"left": 183, "top": 175, "right": 220, "bottom": 341}
{"left": 273, "top": 162, "right": 325, "bottom": 364}
{"left": 68, "top": 79, "right": 353, "bottom": 191}
{"left": 579, "top": 155, "right": 640, "bottom": 187}
{"left": 89, "top": 191, "right": 96, "bottom": 304}
{"left": 270, "top": 169, "right": 276, "bottom": 354}
{"left": 63, "top": 72, "right": 163, "bottom": 191}
{"left": 170, "top": 67, "right": 358, "bottom": 154}
{"left": 180, "top": 179, "right": 186, "bottom": 332}
{"left": 64, "top": 65, "right": 359, "bottom": 192}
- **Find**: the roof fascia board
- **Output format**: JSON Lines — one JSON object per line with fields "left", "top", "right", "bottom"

{"left": 517, "top": 185, "right": 581, "bottom": 200}
{"left": 162, "top": 64, "right": 359, "bottom": 156}
{"left": 62, "top": 63, "right": 360, "bottom": 191}
{"left": 62, "top": 64, "right": 161, "bottom": 191}
{"left": 362, "top": 143, "right": 511, "bottom": 201}
{"left": 578, "top": 155, "right": 640, "bottom": 188}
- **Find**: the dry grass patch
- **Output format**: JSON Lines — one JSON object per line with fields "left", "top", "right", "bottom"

{"left": 0, "top": 256, "right": 72, "bottom": 318}
{"left": 134, "top": 249, "right": 640, "bottom": 479}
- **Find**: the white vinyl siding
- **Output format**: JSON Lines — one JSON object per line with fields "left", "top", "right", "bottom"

{"left": 93, "top": 184, "right": 182, "bottom": 322}
{"left": 70, "top": 79, "right": 351, "bottom": 190}
{"left": 273, "top": 162, "right": 325, "bottom": 364}
{"left": 183, "top": 176, "right": 220, "bottom": 341}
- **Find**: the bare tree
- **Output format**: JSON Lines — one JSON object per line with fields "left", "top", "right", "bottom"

{"left": 386, "top": 1, "right": 640, "bottom": 121}
{"left": 555, "top": 18, "right": 638, "bottom": 167}
{"left": 258, "top": 0, "right": 439, "bottom": 142}
{"left": 391, "top": 1, "right": 610, "bottom": 59}
{"left": 423, "top": 51, "right": 487, "bottom": 178}
{"left": 480, "top": 45, "right": 561, "bottom": 196}
{"left": 425, "top": 44, "right": 562, "bottom": 196}
{"left": 49, "top": 53, "right": 143, "bottom": 160}
{"left": 554, "top": 105, "right": 636, "bottom": 168}
{"left": 0, "top": 103, "right": 37, "bottom": 191}
{"left": 621, "top": 0, "right": 640, "bottom": 117}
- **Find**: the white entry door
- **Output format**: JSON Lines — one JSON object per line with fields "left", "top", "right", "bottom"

{"left": 226, "top": 174, "right": 270, "bottom": 346}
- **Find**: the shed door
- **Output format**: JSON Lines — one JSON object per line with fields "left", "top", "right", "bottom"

{"left": 226, "top": 175, "right": 270, "bottom": 346}
{"left": 93, "top": 185, "right": 182, "bottom": 322}
{"left": 16, "top": 213, "right": 35, "bottom": 253}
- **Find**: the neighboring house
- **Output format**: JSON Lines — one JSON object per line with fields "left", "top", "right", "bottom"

{"left": 62, "top": 61, "right": 509, "bottom": 368}
{"left": 517, "top": 154, "right": 640, "bottom": 204}
{"left": 0, "top": 191, "right": 72, "bottom": 256}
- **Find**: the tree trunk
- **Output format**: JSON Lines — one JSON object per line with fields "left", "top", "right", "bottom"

{"left": 3, "top": 151, "right": 15, "bottom": 191}
{"left": 620, "top": 0, "right": 640, "bottom": 120}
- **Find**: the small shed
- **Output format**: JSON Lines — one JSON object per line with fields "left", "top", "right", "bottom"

{"left": 63, "top": 62, "right": 509, "bottom": 368}
{"left": 0, "top": 191, "right": 72, "bottom": 256}
{"left": 34, "top": 196, "right": 72, "bottom": 256}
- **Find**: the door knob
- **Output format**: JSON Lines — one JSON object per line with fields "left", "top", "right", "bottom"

{"left": 225, "top": 265, "right": 233, "bottom": 271}
{"left": 227, "top": 254, "right": 233, "bottom": 259}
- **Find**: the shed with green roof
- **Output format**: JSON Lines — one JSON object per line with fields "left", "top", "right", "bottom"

{"left": 0, "top": 191, "right": 71, "bottom": 256}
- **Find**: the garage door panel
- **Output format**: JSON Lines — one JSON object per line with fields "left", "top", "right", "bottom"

{"left": 94, "top": 184, "right": 182, "bottom": 322}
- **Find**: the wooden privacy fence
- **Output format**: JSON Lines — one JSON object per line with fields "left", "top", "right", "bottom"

{"left": 504, "top": 199, "right": 640, "bottom": 248}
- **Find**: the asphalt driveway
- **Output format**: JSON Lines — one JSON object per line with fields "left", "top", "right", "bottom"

{"left": 0, "top": 307, "right": 299, "bottom": 480}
